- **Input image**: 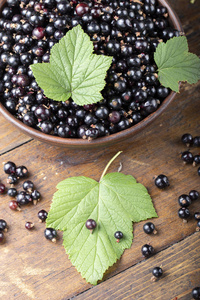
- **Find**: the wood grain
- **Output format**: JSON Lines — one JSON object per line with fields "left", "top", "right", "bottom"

{"left": 75, "top": 233, "right": 200, "bottom": 300}
{"left": 0, "top": 81, "right": 199, "bottom": 299}
{"left": 0, "top": 114, "right": 32, "bottom": 155}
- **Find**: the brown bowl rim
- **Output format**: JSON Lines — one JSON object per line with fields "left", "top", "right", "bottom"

{"left": 0, "top": 0, "right": 184, "bottom": 148}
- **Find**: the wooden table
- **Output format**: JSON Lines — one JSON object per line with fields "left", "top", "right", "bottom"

{"left": 0, "top": 1, "right": 200, "bottom": 299}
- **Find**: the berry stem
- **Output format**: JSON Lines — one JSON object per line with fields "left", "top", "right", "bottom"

{"left": 99, "top": 151, "right": 122, "bottom": 182}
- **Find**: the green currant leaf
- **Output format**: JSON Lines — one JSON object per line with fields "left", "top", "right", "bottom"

{"left": 154, "top": 36, "right": 200, "bottom": 92}
{"left": 30, "top": 25, "right": 112, "bottom": 105}
{"left": 46, "top": 152, "right": 157, "bottom": 285}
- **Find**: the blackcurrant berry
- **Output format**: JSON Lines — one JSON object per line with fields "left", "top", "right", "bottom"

{"left": 151, "top": 266, "right": 163, "bottom": 281}
{"left": 198, "top": 167, "right": 200, "bottom": 176}
{"left": 194, "top": 212, "right": 200, "bottom": 220}
{"left": 114, "top": 231, "right": 123, "bottom": 242}
{"left": 189, "top": 190, "right": 199, "bottom": 201}
{"left": 75, "top": 2, "right": 90, "bottom": 17}
{"left": 181, "top": 133, "right": 193, "bottom": 147}
{"left": 16, "top": 166, "right": 28, "bottom": 178}
{"left": 178, "top": 207, "right": 190, "bottom": 222}
{"left": 181, "top": 151, "right": 194, "bottom": 164}
{"left": 7, "top": 174, "right": 18, "bottom": 185}
{"left": 32, "top": 27, "right": 45, "bottom": 39}
{"left": 25, "top": 221, "right": 34, "bottom": 230}
{"left": 196, "top": 220, "right": 200, "bottom": 232}
{"left": 178, "top": 194, "right": 191, "bottom": 208}
{"left": 85, "top": 219, "right": 96, "bottom": 233}
{"left": 143, "top": 222, "right": 157, "bottom": 234}
{"left": 0, "top": 183, "right": 6, "bottom": 194}
{"left": 4, "top": 161, "right": 16, "bottom": 174}
{"left": 193, "top": 136, "right": 200, "bottom": 147}
{"left": 7, "top": 187, "right": 17, "bottom": 197}
{"left": 0, "top": 232, "right": 5, "bottom": 243}
{"left": 23, "top": 180, "right": 34, "bottom": 192}
{"left": 155, "top": 174, "right": 169, "bottom": 189}
{"left": 38, "top": 209, "right": 48, "bottom": 222}
{"left": 193, "top": 155, "right": 200, "bottom": 167}
{"left": 0, "top": 219, "right": 8, "bottom": 232}
{"left": 192, "top": 287, "right": 200, "bottom": 299}
{"left": 9, "top": 200, "right": 21, "bottom": 211}
{"left": 141, "top": 244, "right": 154, "bottom": 257}
{"left": 31, "top": 190, "right": 41, "bottom": 205}
{"left": 44, "top": 228, "right": 57, "bottom": 242}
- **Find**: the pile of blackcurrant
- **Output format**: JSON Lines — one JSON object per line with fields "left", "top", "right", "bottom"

{"left": 0, "top": 0, "right": 180, "bottom": 140}
{"left": 2, "top": 161, "right": 41, "bottom": 210}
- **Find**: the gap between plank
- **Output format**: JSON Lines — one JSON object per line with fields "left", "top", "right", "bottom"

{"left": 0, "top": 139, "right": 33, "bottom": 157}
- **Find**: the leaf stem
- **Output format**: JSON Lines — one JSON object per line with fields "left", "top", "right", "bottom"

{"left": 99, "top": 151, "right": 122, "bottom": 182}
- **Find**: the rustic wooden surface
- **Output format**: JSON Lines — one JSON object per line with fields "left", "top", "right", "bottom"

{"left": 0, "top": 0, "right": 200, "bottom": 299}
{"left": 75, "top": 233, "right": 200, "bottom": 300}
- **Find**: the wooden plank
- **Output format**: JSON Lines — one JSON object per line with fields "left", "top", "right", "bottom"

{"left": 75, "top": 233, "right": 200, "bottom": 300}
{"left": 0, "top": 82, "right": 199, "bottom": 299}
{"left": 0, "top": 114, "right": 32, "bottom": 154}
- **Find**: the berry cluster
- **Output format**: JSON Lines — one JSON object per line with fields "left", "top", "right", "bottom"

{"left": 0, "top": 0, "right": 180, "bottom": 140}
{"left": 0, "top": 162, "right": 56, "bottom": 242}
{"left": 181, "top": 133, "right": 200, "bottom": 176}
{"left": 177, "top": 190, "right": 199, "bottom": 225}
{"left": 2, "top": 161, "right": 41, "bottom": 210}
{"left": 0, "top": 219, "right": 8, "bottom": 243}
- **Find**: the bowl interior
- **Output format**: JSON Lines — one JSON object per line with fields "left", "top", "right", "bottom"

{"left": 0, "top": 0, "right": 183, "bottom": 148}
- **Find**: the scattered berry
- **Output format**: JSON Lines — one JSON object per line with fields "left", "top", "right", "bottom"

{"left": 25, "top": 221, "right": 34, "bottom": 230}
{"left": 23, "top": 180, "right": 34, "bottom": 192}
{"left": 0, "top": 219, "right": 8, "bottom": 232}
{"left": 44, "top": 228, "right": 57, "bottom": 243}
{"left": 31, "top": 190, "right": 41, "bottom": 205}
{"left": 151, "top": 266, "right": 163, "bottom": 281}
{"left": 9, "top": 200, "right": 21, "bottom": 211}
{"left": 7, "top": 174, "right": 18, "bottom": 184}
{"left": 198, "top": 167, "right": 200, "bottom": 176}
{"left": 194, "top": 212, "right": 200, "bottom": 220}
{"left": 143, "top": 222, "right": 157, "bottom": 234}
{"left": 38, "top": 209, "right": 48, "bottom": 222}
{"left": 7, "top": 187, "right": 18, "bottom": 197}
{"left": 181, "top": 133, "right": 193, "bottom": 147}
{"left": 0, "top": 232, "right": 5, "bottom": 243}
{"left": 85, "top": 219, "right": 96, "bottom": 233}
{"left": 193, "top": 137, "right": 200, "bottom": 147}
{"left": 155, "top": 174, "right": 169, "bottom": 189}
{"left": 3, "top": 161, "right": 16, "bottom": 174}
{"left": 192, "top": 287, "right": 200, "bottom": 299}
{"left": 141, "top": 244, "right": 154, "bottom": 257}
{"left": 196, "top": 220, "right": 200, "bottom": 232}
{"left": 193, "top": 155, "right": 200, "bottom": 167}
{"left": 0, "top": 183, "right": 6, "bottom": 194}
{"left": 189, "top": 190, "right": 199, "bottom": 201}
{"left": 181, "top": 151, "right": 194, "bottom": 164}
{"left": 114, "top": 231, "right": 123, "bottom": 242}
{"left": 16, "top": 166, "right": 28, "bottom": 178}
{"left": 178, "top": 207, "right": 190, "bottom": 222}
{"left": 178, "top": 194, "right": 191, "bottom": 208}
